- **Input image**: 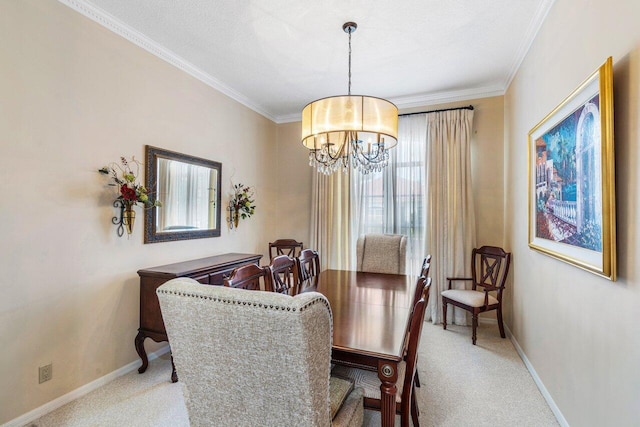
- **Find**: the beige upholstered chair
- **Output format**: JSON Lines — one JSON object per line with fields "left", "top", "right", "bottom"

{"left": 157, "top": 278, "right": 364, "bottom": 427}
{"left": 356, "top": 233, "right": 407, "bottom": 274}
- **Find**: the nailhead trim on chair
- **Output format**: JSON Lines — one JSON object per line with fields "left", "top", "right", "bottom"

{"left": 156, "top": 288, "right": 331, "bottom": 314}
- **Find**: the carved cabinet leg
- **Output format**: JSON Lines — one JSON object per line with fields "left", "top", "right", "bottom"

{"left": 134, "top": 331, "right": 149, "bottom": 374}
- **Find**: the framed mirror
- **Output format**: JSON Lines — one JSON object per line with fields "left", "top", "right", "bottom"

{"left": 144, "top": 145, "right": 222, "bottom": 243}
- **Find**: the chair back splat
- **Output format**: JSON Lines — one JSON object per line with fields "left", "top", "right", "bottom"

{"left": 157, "top": 278, "right": 364, "bottom": 426}
{"left": 269, "top": 254, "right": 299, "bottom": 295}
{"left": 224, "top": 264, "right": 273, "bottom": 292}
{"left": 296, "top": 249, "right": 321, "bottom": 291}
{"left": 269, "top": 239, "right": 303, "bottom": 261}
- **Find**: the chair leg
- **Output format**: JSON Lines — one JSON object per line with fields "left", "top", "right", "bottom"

{"left": 415, "top": 369, "right": 420, "bottom": 388}
{"left": 442, "top": 300, "right": 448, "bottom": 330}
{"left": 472, "top": 314, "right": 478, "bottom": 345}
{"left": 411, "top": 386, "right": 420, "bottom": 427}
{"left": 497, "top": 306, "right": 506, "bottom": 338}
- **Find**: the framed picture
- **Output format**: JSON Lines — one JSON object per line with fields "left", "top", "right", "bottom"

{"left": 528, "top": 57, "right": 616, "bottom": 280}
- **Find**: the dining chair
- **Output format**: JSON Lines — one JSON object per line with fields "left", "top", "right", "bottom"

{"left": 420, "top": 254, "right": 432, "bottom": 278}
{"left": 268, "top": 254, "right": 299, "bottom": 295}
{"left": 223, "top": 263, "right": 273, "bottom": 292}
{"left": 268, "top": 238, "right": 304, "bottom": 261}
{"left": 296, "top": 249, "right": 321, "bottom": 291}
{"left": 356, "top": 233, "right": 407, "bottom": 274}
{"left": 332, "top": 281, "right": 431, "bottom": 427}
{"left": 408, "top": 276, "right": 431, "bottom": 388}
{"left": 442, "top": 245, "right": 512, "bottom": 345}
{"left": 157, "top": 278, "right": 364, "bottom": 426}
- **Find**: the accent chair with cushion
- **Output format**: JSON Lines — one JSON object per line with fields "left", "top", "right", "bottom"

{"left": 442, "top": 245, "right": 512, "bottom": 345}
{"left": 157, "top": 277, "right": 364, "bottom": 427}
{"left": 356, "top": 233, "right": 407, "bottom": 274}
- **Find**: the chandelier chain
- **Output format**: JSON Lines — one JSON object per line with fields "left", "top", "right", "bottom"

{"left": 348, "top": 29, "right": 352, "bottom": 95}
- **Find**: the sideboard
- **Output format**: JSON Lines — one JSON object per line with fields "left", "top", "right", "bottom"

{"left": 135, "top": 252, "right": 263, "bottom": 382}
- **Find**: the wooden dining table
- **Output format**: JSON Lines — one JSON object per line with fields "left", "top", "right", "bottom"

{"left": 303, "top": 269, "right": 418, "bottom": 427}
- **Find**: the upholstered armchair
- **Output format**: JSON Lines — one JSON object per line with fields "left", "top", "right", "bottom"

{"left": 356, "top": 233, "right": 407, "bottom": 274}
{"left": 156, "top": 278, "right": 364, "bottom": 426}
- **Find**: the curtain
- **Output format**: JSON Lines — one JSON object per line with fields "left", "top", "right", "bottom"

{"left": 309, "top": 108, "right": 476, "bottom": 326}
{"left": 425, "top": 109, "right": 476, "bottom": 325}
{"left": 309, "top": 171, "right": 353, "bottom": 271}
{"left": 351, "top": 115, "right": 428, "bottom": 274}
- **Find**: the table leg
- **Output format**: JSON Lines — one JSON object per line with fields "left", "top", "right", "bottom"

{"left": 378, "top": 360, "right": 398, "bottom": 427}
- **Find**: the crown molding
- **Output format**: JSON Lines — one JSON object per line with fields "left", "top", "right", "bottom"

{"left": 57, "top": 0, "right": 277, "bottom": 122}
{"left": 503, "top": 0, "right": 557, "bottom": 90}
{"left": 275, "top": 85, "right": 506, "bottom": 124}
{"left": 391, "top": 86, "right": 506, "bottom": 110}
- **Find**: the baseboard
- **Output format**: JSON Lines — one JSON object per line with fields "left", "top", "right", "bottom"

{"left": 2, "top": 345, "right": 170, "bottom": 427}
{"left": 505, "top": 325, "right": 569, "bottom": 427}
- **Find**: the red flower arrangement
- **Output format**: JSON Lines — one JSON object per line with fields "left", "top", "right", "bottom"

{"left": 99, "top": 156, "right": 161, "bottom": 208}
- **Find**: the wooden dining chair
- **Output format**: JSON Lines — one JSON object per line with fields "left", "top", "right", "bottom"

{"left": 268, "top": 239, "right": 304, "bottom": 261}
{"left": 420, "top": 254, "right": 432, "bottom": 278}
{"left": 296, "top": 249, "right": 321, "bottom": 291}
{"left": 407, "top": 276, "right": 431, "bottom": 388}
{"left": 268, "top": 255, "right": 299, "bottom": 295}
{"left": 442, "top": 245, "right": 512, "bottom": 345}
{"left": 332, "top": 281, "right": 430, "bottom": 427}
{"left": 224, "top": 264, "right": 273, "bottom": 292}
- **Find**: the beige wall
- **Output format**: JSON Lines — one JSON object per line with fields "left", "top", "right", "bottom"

{"left": 273, "top": 121, "right": 311, "bottom": 246}
{"left": 0, "top": 0, "right": 277, "bottom": 423}
{"left": 504, "top": 0, "right": 640, "bottom": 425}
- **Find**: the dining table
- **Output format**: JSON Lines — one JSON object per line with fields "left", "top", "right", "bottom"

{"left": 303, "top": 269, "right": 419, "bottom": 427}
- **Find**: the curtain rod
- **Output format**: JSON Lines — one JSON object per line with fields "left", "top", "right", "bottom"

{"left": 398, "top": 105, "right": 474, "bottom": 117}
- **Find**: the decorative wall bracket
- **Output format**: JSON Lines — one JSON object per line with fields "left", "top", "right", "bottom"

{"left": 112, "top": 199, "right": 135, "bottom": 237}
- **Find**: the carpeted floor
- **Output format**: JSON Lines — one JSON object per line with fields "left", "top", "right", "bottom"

{"left": 28, "top": 322, "right": 558, "bottom": 426}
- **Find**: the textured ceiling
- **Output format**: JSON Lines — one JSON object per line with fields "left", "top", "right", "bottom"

{"left": 64, "top": 0, "right": 555, "bottom": 122}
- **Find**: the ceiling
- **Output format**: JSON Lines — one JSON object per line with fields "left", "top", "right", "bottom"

{"left": 63, "top": 0, "right": 555, "bottom": 123}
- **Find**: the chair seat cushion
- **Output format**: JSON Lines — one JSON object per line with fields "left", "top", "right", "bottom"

{"left": 331, "top": 387, "right": 364, "bottom": 427}
{"left": 331, "top": 362, "right": 407, "bottom": 403}
{"left": 441, "top": 289, "right": 498, "bottom": 307}
{"left": 329, "top": 376, "right": 355, "bottom": 419}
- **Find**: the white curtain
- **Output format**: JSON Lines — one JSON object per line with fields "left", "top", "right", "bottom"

{"left": 350, "top": 115, "right": 428, "bottom": 275}
{"left": 425, "top": 109, "right": 476, "bottom": 325}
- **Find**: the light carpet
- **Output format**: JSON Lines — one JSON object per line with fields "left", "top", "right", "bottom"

{"left": 28, "top": 322, "right": 559, "bottom": 426}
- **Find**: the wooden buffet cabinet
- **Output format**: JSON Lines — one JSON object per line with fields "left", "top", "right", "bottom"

{"left": 135, "top": 253, "right": 262, "bottom": 382}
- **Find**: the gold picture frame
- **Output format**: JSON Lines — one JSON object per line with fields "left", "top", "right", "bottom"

{"left": 528, "top": 57, "right": 616, "bottom": 280}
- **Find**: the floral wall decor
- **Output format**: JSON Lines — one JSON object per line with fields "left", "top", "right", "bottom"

{"left": 228, "top": 183, "right": 255, "bottom": 229}
{"left": 99, "top": 156, "right": 161, "bottom": 237}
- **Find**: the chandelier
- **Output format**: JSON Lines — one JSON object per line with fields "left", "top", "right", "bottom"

{"left": 301, "top": 22, "right": 398, "bottom": 175}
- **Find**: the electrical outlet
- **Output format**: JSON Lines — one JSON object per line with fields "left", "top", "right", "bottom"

{"left": 39, "top": 363, "right": 52, "bottom": 383}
